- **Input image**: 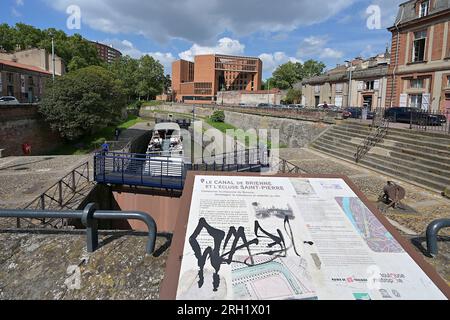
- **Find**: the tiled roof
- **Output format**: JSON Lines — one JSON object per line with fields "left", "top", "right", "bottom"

{"left": 0, "top": 59, "right": 52, "bottom": 75}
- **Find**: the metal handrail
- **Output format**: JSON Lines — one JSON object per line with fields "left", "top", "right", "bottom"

{"left": 355, "top": 111, "right": 390, "bottom": 163}
{"left": 20, "top": 161, "right": 92, "bottom": 228}
{"left": 426, "top": 219, "right": 450, "bottom": 257}
{"left": 0, "top": 203, "right": 157, "bottom": 255}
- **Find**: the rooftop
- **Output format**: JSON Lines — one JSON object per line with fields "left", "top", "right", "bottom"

{"left": 0, "top": 59, "right": 53, "bottom": 75}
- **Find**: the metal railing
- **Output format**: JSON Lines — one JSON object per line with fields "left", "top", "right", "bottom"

{"left": 0, "top": 203, "right": 157, "bottom": 255}
{"left": 270, "top": 158, "right": 305, "bottom": 174}
{"left": 410, "top": 110, "right": 450, "bottom": 135}
{"left": 426, "top": 219, "right": 450, "bottom": 257}
{"left": 94, "top": 148, "right": 269, "bottom": 190}
{"left": 355, "top": 109, "right": 390, "bottom": 163}
{"left": 19, "top": 161, "right": 92, "bottom": 228}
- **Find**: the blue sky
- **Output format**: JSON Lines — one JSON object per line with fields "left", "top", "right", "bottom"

{"left": 3, "top": 0, "right": 404, "bottom": 78}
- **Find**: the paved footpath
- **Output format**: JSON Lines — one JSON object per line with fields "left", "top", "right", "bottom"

{"left": 281, "top": 147, "right": 450, "bottom": 284}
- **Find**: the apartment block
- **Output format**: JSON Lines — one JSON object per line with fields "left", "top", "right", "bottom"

{"left": 386, "top": 0, "right": 450, "bottom": 112}
{"left": 90, "top": 41, "right": 122, "bottom": 64}
{"left": 172, "top": 54, "right": 263, "bottom": 103}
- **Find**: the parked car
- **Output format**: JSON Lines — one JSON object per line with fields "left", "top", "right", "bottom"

{"left": 0, "top": 96, "right": 20, "bottom": 105}
{"left": 343, "top": 107, "right": 375, "bottom": 120}
{"left": 384, "top": 107, "right": 447, "bottom": 126}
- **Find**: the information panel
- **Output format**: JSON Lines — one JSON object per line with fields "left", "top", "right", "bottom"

{"left": 174, "top": 175, "right": 447, "bottom": 300}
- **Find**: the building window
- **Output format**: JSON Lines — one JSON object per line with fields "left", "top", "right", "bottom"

{"left": 314, "top": 85, "right": 321, "bottom": 94}
{"left": 409, "top": 94, "right": 423, "bottom": 109}
{"left": 413, "top": 31, "right": 427, "bottom": 62}
{"left": 410, "top": 79, "right": 424, "bottom": 89}
{"left": 447, "top": 76, "right": 450, "bottom": 87}
{"left": 419, "top": 1, "right": 429, "bottom": 18}
{"left": 335, "top": 83, "right": 343, "bottom": 93}
{"left": 364, "top": 81, "right": 375, "bottom": 90}
{"left": 7, "top": 73, "right": 14, "bottom": 83}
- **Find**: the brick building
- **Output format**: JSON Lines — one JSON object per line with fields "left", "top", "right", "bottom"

{"left": 90, "top": 41, "right": 122, "bottom": 64}
{"left": 172, "top": 54, "right": 263, "bottom": 104}
{"left": 386, "top": 0, "right": 450, "bottom": 112}
{"left": 0, "top": 59, "right": 53, "bottom": 103}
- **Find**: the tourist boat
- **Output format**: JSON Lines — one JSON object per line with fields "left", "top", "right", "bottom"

{"left": 144, "top": 122, "right": 184, "bottom": 177}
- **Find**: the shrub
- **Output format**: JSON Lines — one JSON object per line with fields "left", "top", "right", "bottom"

{"left": 210, "top": 110, "right": 225, "bottom": 123}
{"left": 40, "top": 66, "right": 126, "bottom": 140}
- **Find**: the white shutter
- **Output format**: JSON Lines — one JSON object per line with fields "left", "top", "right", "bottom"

{"left": 374, "top": 80, "right": 380, "bottom": 90}
{"left": 422, "top": 93, "right": 431, "bottom": 111}
{"left": 399, "top": 94, "right": 408, "bottom": 107}
{"left": 335, "top": 95, "right": 343, "bottom": 107}
{"left": 357, "top": 81, "right": 364, "bottom": 90}
{"left": 21, "top": 75, "right": 26, "bottom": 94}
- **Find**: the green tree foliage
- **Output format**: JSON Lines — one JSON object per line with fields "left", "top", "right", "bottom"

{"left": 109, "top": 55, "right": 165, "bottom": 101}
{"left": 137, "top": 55, "right": 165, "bottom": 100}
{"left": 285, "top": 88, "right": 303, "bottom": 104}
{"left": 210, "top": 110, "right": 225, "bottom": 123}
{"left": 40, "top": 66, "right": 126, "bottom": 140}
{"left": 109, "top": 56, "right": 140, "bottom": 100}
{"left": 0, "top": 23, "right": 102, "bottom": 72}
{"left": 269, "top": 60, "right": 326, "bottom": 90}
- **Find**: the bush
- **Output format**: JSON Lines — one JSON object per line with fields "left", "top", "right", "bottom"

{"left": 40, "top": 66, "right": 126, "bottom": 140}
{"left": 210, "top": 110, "right": 225, "bottom": 123}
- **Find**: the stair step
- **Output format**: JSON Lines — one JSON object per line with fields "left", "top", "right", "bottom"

{"left": 333, "top": 126, "right": 450, "bottom": 151}
{"left": 312, "top": 139, "right": 450, "bottom": 186}
{"left": 311, "top": 144, "right": 448, "bottom": 192}
{"left": 327, "top": 128, "right": 450, "bottom": 159}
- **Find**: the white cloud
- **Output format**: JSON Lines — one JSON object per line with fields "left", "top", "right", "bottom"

{"left": 16, "top": 0, "right": 24, "bottom": 6}
{"left": 178, "top": 37, "right": 245, "bottom": 61}
{"left": 45, "top": 0, "right": 356, "bottom": 43}
{"left": 258, "top": 52, "right": 301, "bottom": 73}
{"left": 369, "top": 0, "right": 403, "bottom": 28}
{"left": 298, "top": 36, "right": 344, "bottom": 60}
{"left": 101, "top": 39, "right": 175, "bottom": 73}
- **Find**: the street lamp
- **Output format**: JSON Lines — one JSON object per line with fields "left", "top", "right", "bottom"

{"left": 345, "top": 60, "right": 353, "bottom": 108}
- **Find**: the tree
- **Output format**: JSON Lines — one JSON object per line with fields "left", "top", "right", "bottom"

{"left": 271, "top": 62, "right": 302, "bottom": 90}
{"left": 109, "top": 56, "right": 140, "bottom": 100}
{"left": 136, "top": 55, "right": 165, "bottom": 100}
{"left": 301, "top": 60, "right": 326, "bottom": 79}
{"left": 0, "top": 23, "right": 102, "bottom": 73}
{"left": 39, "top": 66, "right": 126, "bottom": 140}
{"left": 269, "top": 60, "right": 326, "bottom": 90}
{"left": 285, "top": 89, "right": 303, "bottom": 104}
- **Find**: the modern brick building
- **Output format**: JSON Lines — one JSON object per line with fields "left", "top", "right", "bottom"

{"left": 172, "top": 54, "right": 263, "bottom": 103}
{"left": 386, "top": 0, "right": 450, "bottom": 112}
{"left": 90, "top": 41, "right": 122, "bottom": 64}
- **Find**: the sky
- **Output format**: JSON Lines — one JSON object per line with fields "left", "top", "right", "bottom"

{"left": 2, "top": 0, "right": 404, "bottom": 79}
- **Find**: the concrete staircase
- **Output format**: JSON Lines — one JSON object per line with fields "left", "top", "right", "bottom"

{"left": 311, "top": 121, "right": 450, "bottom": 193}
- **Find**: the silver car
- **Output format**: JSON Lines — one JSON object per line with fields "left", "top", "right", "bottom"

{"left": 0, "top": 96, "right": 20, "bottom": 105}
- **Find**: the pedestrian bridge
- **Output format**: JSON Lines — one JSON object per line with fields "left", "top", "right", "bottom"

{"left": 94, "top": 149, "right": 269, "bottom": 191}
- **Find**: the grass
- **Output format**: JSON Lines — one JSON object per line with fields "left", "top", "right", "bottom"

{"left": 141, "top": 100, "right": 165, "bottom": 107}
{"left": 49, "top": 115, "right": 145, "bottom": 155}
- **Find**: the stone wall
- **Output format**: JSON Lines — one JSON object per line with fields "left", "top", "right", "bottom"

{"left": 139, "top": 104, "right": 329, "bottom": 148}
{"left": 0, "top": 105, "right": 62, "bottom": 157}
{"left": 224, "top": 111, "right": 330, "bottom": 148}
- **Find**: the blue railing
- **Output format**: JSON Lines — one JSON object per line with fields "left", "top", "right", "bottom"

{"left": 94, "top": 149, "right": 268, "bottom": 190}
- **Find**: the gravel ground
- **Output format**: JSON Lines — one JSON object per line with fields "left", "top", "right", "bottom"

{"left": 0, "top": 231, "right": 171, "bottom": 300}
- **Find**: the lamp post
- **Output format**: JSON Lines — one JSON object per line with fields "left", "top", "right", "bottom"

{"left": 51, "top": 35, "right": 56, "bottom": 82}
{"left": 345, "top": 60, "right": 353, "bottom": 108}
